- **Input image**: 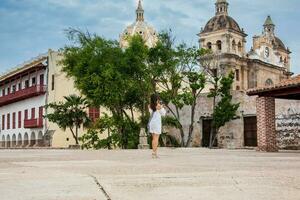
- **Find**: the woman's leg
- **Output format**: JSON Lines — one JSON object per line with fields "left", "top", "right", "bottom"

{"left": 152, "top": 133, "right": 159, "bottom": 156}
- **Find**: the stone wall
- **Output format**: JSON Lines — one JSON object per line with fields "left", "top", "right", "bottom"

{"left": 166, "top": 91, "right": 300, "bottom": 149}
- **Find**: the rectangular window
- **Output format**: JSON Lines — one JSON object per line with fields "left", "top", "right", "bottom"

{"left": 12, "top": 85, "right": 16, "bottom": 93}
{"left": 12, "top": 112, "right": 16, "bottom": 129}
{"left": 32, "top": 77, "right": 36, "bottom": 85}
{"left": 24, "top": 109, "right": 28, "bottom": 120}
{"left": 89, "top": 107, "right": 100, "bottom": 122}
{"left": 2, "top": 115, "right": 5, "bottom": 130}
{"left": 51, "top": 75, "right": 55, "bottom": 90}
{"left": 25, "top": 80, "right": 29, "bottom": 88}
{"left": 31, "top": 108, "right": 36, "bottom": 119}
{"left": 2, "top": 89, "right": 5, "bottom": 96}
{"left": 7, "top": 87, "right": 10, "bottom": 94}
{"left": 18, "top": 111, "right": 22, "bottom": 128}
{"left": 40, "top": 74, "right": 44, "bottom": 85}
{"left": 39, "top": 107, "right": 43, "bottom": 119}
{"left": 18, "top": 83, "right": 22, "bottom": 91}
{"left": 7, "top": 113, "right": 10, "bottom": 130}
{"left": 235, "top": 69, "right": 240, "bottom": 81}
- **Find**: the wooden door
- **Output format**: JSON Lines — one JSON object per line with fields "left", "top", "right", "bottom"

{"left": 244, "top": 116, "right": 257, "bottom": 147}
{"left": 202, "top": 119, "right": 217, "bottom": 147}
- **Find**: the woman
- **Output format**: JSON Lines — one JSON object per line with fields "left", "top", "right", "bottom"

{"left": 148, "top": 94, "right": 166, "bottom": 159}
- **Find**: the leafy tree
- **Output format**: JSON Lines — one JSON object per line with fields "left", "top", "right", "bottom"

{"left": 149, "top": 32, "right": 206, "bottom": 147}
{"left": 61, "top": 29, "right": 151, "bottom": 149}
{"left": 210, "top": 72, "right": 240, "bottom": 147}
{"left": 45, "top": 94, "right": 90, "bottom": 145}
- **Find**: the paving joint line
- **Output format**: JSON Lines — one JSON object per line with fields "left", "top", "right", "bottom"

{"left": 89, "top": 175, "right": 112, "bottom": 200}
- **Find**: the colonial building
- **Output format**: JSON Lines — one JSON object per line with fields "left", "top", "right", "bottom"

{"left": 0, "top": 55, "right": 48, "bottom": 148}
{"left": 0, "top": 0, "right": 151, "bottom": 149}
{"left": 1, "top": 0, "right": 298, "bottom": 150}
{"left": 181, "top": 0, "right": 299, "bottom": 149}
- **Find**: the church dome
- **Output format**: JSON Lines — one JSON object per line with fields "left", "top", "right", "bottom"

{"left": 120, "top": 0, "right": 157, "bottom": 48}
{"left": 200, "top": 0, "right": 246, "bottom": 36}
{"left": 201, "top": 15, "right": 243, "bottom": 34}
{"left": 121, "top": 21, "right": 157, "bottom": 48}
{"left": 274, "top": 37, "right": 286, "bottom": 50}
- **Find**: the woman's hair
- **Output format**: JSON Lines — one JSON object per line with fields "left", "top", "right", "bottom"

{"left": 150, "top": 94, "right": 160, "bottom": 112}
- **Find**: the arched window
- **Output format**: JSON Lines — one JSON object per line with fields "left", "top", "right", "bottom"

{"left": 238, "top": 42, "right": 242, "bottom": 52}
{"left": 265, "top": 79, "right": 274, "bottom": 87}
{"left": 284, "top": 58, "right": 287, "bottom": 63}
{"left": 280, "top": 57, "right": 283, "bottom": 62}
{"left": 207, "top": 42, "right": 212, "bottom": 50}
{"left": 216, "top": 40, "right": 222, "bottom": 51}
{"left": 232, "top": 40, "right": 236, "bottom": 51}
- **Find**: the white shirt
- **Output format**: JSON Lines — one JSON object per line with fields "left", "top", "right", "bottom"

{"left": 149, "top": 108, "right": 166, "bottom": 135}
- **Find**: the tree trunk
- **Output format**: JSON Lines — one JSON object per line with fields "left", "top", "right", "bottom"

{"left": 211, "top": 128, "right": 219, "bottom": 148}
{"left": 175, "top": 107, "right": 185, "bottom": 147}
{"left": 130, "top": 105, "right": 134, "bottom": 122}
{"left": 185, "top": 99, "right": 196, "bottom": 147}
{"left": 179, "top": 127, "right": 185, "bottom": 147}
{"left": 209, "top": 96, "right": 216, "bottom": 148}
{"left": 75, "top": 126, "right": 79, "bottom": 145}
{"left": 69, "top": 128, "right": 78, "bottom": 145}
{"left": 107, "top": 128, "right": 111, "bottom": 150}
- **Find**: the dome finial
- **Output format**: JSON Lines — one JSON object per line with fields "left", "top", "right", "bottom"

{"left": 215, "top": 0, "right": 229, "bottom": 16}
{"left": 136, "top": 0, "right": 144, "bottom": 22}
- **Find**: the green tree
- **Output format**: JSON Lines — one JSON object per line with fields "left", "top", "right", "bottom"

{"left": 149, "top": 32, "right": 206, "bottom": 147}
{"left": 208, "top": 71, "right": 240, "bottom": 148}
{"left": 61, "top": 29, "right": 151, "bottom": 149}
{"left": 45, "top": 94, "right": 90, "bottom": 145}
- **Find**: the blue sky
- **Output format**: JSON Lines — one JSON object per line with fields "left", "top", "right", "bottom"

{"left": 0, "top": 0, "right": 299, "bottom": 74}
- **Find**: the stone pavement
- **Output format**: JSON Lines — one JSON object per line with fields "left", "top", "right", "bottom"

{"left": 0, "top": 148, "right": 299, "bottom": 200}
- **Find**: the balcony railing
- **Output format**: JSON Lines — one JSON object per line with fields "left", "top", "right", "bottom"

{"left": 0, "top": 85, "right": 46, "bottom": 106}
{"left": 24, "top": 118, "right": 43, "bottom": 128}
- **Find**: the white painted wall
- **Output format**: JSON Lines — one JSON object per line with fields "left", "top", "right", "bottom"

{"left": 0, "top": 67, "right": 47, "bottom": 145}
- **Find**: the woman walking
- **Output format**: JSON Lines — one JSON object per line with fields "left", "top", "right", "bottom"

{"left": 148, "top": 94, "right": 166, "bottom": 159}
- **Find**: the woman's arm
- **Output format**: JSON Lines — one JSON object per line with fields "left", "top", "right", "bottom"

{"left": 159, "top": 107, "right": 166, "bottom": 117}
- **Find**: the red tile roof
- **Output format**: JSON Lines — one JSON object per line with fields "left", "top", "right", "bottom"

{"left": 247, "top": 75, "right": 300, "bottom": 95}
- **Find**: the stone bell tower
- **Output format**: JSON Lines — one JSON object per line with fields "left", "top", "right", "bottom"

{"left": 198, "top": 0, "right": 247, "bottom": 57}
{"left": 251, "top": 16, "right": 291, "bottom": 71}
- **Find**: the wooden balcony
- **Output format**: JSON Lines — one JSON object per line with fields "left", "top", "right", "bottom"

{"left": 24, "top": 118, "right": 43, "bottom": 128}
{"left": 0, "top": 85, "right": 46, "bottom": 107}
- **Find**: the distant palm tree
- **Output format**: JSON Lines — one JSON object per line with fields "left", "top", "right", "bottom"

{"left": 45, "top": 94, "right": 91, "bottom": 145}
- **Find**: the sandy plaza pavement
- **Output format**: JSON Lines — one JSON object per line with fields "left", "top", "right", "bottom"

{"left": 0, "top": 148, "right": 299, "bottom": 200}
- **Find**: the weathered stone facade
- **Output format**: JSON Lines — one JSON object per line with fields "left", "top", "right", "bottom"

{"left": 169, "top": 0, "right": 299, "bottom": 150}
{"left": 167, "top": 90, "right": 300, "bottom": 150}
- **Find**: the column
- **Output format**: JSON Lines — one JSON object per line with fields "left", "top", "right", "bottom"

{"left": 256, "top": 96, "right": 278, "bottom": 152}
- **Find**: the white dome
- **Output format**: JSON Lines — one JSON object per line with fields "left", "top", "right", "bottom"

{"left": 120, "top": 21, "right": 157, "bottom": 48}
{"left": 119, "top": 0, "right": 158, "bottom": 48}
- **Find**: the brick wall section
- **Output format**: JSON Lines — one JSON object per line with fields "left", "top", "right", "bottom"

{"left": 256, "top": 96, "right": 278, "bottom": 152}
